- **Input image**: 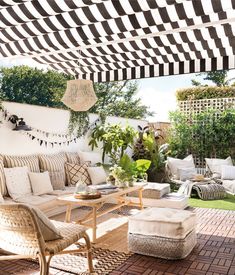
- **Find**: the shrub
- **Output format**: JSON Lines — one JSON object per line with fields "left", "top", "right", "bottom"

{"left": 176, "top": 86, "right": 235, "bottom": 101}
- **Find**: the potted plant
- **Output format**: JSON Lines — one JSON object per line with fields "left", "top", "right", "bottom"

{"left": 108, "top": 154, "right": 151, "bottom": 188}
{"left": 133, "top": 126, "right": 168, "bottom": 182}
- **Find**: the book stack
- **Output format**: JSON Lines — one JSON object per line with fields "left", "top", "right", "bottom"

{"left": 90, "top": 183, "right": 119, "bottom": 195}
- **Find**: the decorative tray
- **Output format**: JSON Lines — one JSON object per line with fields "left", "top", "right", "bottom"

{"left": 74, "top": 192, "right": 101, "bottom": 200}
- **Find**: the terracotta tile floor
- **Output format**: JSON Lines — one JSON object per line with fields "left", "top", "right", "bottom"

{"left": 0, "top": 207, "right": 234, "bottom": 275}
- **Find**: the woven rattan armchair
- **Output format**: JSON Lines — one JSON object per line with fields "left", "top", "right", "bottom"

{"left": 0, "top": 204, "right": 93, "bottom": 275}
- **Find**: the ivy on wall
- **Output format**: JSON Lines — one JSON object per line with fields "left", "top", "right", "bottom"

{"left": 176, "top": 86, "right": 235, "bottom": 101}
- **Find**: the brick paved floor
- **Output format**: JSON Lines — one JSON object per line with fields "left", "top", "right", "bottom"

{"left": 0, "top": 207, "right": 234, "bottom": 275}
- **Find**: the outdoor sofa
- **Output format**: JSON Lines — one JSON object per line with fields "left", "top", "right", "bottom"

{"left": 0, "top": 152, "right": 188, "bottom": 217}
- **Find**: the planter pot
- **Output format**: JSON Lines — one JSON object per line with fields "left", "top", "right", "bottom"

{"left": 147, "top": 169, "right": 166, "bottom": 183}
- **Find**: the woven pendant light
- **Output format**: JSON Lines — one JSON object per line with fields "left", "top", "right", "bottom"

{"left": 61, "top": 79, "right": 97, "bottom": 111}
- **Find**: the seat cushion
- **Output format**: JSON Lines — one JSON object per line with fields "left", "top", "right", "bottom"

{"left": 130, "top": 182, "right": 170, "bottom": 199}
{"left": 15, "top": 194, "right": 57, "bottom": 208}
{"left": 45, "top": 220, "right": 87, "bottom": 254}
{"left": 128, "top": 207, "right": 196, "bottom": 239}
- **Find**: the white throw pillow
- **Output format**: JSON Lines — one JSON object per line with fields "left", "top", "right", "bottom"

{"left": 87, "top": 166, "right": 107, "bottom": 185}
{"left": 205, "top": 157, "right": 233, "bottom": 177}
{"left": 28, "top": 171, "right": 53, "bottom": 195}
{"left": 4, "top": 166, "right": 32, "bottom": 200}
{"left": 178, "top": 167, "right": 197, "bottom": 181}
{"left": 79, "top": 151, "right": 102, "bottom": 166}
{"left": 167, "top": 155, "right": 195, "bottom": 179}
{"left": 221, "top": 165, "right": 235, "bottom": 180}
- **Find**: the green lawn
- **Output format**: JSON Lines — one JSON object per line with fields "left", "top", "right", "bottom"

{"left": 189, "top": 194, "right": 235, "bottom": 210}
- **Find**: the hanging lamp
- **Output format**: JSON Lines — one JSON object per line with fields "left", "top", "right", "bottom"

{"left": 61, "top": 51, "right": 97, "bottom": 111}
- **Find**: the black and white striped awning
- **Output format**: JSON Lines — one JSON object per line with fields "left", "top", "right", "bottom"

{"left": 1, "top": 0, "right": 235, "bottom": 82}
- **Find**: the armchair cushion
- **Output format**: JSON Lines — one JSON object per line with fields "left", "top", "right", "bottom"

{"left": 205, "top": 156, "right": 233, "bottom": 178}
{"left": 31, "top": 206, "right": 62, "bottom": 241}
{"left": 221, "top": 165, "right": 235, "bottom": 180}
{"left": 167, "top": 155, "right": 195, "bottom": 180}
{"left": 178, "top": 167, "right": 197, "bottom": 181}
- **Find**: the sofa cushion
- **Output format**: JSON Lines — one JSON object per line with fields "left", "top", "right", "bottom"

{"left": 130, "top": 183, "right": 170, "bottom": 199}
{"left": 4, "top": 154, "right": 40, "bottom": 172}
{"left": 39, "top": 153, "right": 67, "bottom": 185}
{"left": 87, "top": 166, "right": 107, "bottom": 185}
{"left": 4, "top": 166, "right": 32, "bottom": 200}
{"left": 167, "top": 155, "right": 195, "bottom": 180}
{"left": 128, "top": 207, "right": 196, "bottom": 239}
{"left": 49, "top": 171, "right": 65, "bottom": 190}
{"left": 65, "top": 162, "right": 91, "bottom": 186}
{"left": 65, "top": 152, "right": 80, "bottom": 164}
{"left": 205, "top": 156, "right": 233, "bottom": 177}
{"left": 78, "top": 151, "right": 102, "bottom": 166}
{"left": 0, "top": 155, "right": 7, "bottom": 196}
{"left": 28, "top": 171, "right": 53, "bottom": 196}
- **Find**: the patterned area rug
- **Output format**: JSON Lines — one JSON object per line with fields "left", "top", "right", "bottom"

{"left": 0, "top": 247, "right": 132, "bottom": 275}
{"left": 49, "top": 246, "right": 132, "bottom": 274}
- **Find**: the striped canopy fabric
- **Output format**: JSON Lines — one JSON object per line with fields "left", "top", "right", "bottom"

{"left": 1, "top": 0, "right": 235, "bottom": 82}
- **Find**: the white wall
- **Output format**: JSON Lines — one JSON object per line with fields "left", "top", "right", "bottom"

{"left": 0, "top": 102, "right": 148, "bottom": 155}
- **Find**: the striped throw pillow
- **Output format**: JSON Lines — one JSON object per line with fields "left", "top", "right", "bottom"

{"left": 39, "top": 153, "right": 67, "bottom": 185}
{"left": 4, "top": 154, "right": 40, "bottom": 172}
{"left": 65, "top": 152, "right": 80, "bottom": 164}
{"left": 65, "top": 162, "right": 91, "bottom": 186}
{"left": 49, "top": 171, "right": 66, "bottom": 190}
{"left": 0, "top": 155, "right": 7, "bottom": 196}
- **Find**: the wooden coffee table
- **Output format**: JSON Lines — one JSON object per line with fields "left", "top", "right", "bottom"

{"left": 57, "top": 183, "right": 145, "bottom": 242}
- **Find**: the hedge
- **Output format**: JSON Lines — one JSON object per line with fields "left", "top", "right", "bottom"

{"left": 176, "top": 86, "right": 235, "bottom": 101}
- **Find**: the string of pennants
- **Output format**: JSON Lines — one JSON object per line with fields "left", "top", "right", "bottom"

{"left": 1, "top": 107, "right": 100, "bottom": 147}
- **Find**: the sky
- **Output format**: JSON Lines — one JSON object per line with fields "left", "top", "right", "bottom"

{"left": 1, "top": 57, "right": 235, "bottom": 123}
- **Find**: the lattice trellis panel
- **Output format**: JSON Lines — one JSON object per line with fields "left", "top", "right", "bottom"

{"left": 178, "top": 97, "right": 235, "bottom": 116}
{"left": 178, "top": 97, "right": 235, "bottom": 168}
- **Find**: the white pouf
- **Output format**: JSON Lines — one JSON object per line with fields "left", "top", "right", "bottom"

{"left": 128, "top": 207, "right": 196, "bottom": 259}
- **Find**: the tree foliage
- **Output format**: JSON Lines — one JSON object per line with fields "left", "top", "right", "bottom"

{"left": 0, "top": 66, "right": 72, "bottom": 108}
{"left": 191, "top": 70, "right": 230, "bottom": 87}
{"left": 0, "top": 65, "right": 153, "bottom": 120}
{"left": 91, "top": 80, "right": 153, "bottom": 119}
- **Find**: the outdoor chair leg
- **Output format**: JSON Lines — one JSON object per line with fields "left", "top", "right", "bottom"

{"left": 83, "top": 232, "right": 93, "bottom": 273}
{"left": 38, "top": 254, "right": 52, "bottom": 275}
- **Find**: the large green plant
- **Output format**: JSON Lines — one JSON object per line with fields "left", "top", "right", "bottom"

{"left": 89, "top": 123, "right": 137, "bottom": 164}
